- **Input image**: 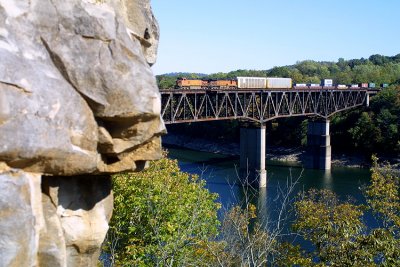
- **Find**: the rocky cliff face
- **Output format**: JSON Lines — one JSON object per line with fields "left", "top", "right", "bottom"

{"left": 0, "top": 0, "right": 164, "bottom": 266}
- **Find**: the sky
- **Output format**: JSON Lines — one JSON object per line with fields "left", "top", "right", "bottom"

{"left": 151, "top": 0, "right": 400, "bottom": 75}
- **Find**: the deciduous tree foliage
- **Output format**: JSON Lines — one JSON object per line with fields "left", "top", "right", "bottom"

{"left": 209, "top": 204, "right": 278, "bottom": 266}
{"left": 346, "top": 87, "right": 400, "bottom": 155}
{"left": 105, "top": 154, "right": 221, "bottom": 266}
{"left": 281, "top": 159, "right": 400, "bottom": 266}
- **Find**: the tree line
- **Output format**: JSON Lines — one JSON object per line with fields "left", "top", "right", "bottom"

{"left": 157, "top": 54, "right": 400, "bottom": 89}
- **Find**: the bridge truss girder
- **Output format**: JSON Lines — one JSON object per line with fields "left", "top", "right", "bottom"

{"left": 160, "top": 89, "right": 371, "bottom": 124}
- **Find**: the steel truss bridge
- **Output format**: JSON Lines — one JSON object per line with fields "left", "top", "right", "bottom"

{"left": 160, "top": 88, "right": 379, "bottom": 124}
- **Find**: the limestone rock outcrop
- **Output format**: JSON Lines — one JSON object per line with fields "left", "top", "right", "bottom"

{"left": 0, "top": 167, "right": 42, "bottom": 267}
{"left": 0, "top": 0, "right": 164, "bottom": 266}
{"left": 40, "top": 176, "right": 113, "bottom": 267}
{"left": 0, "top": 0, "right": 165, "bottom": 175}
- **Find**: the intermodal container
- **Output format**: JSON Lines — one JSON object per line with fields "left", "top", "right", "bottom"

{"left": 368, "top": 83, "right": 376, "bottom": 88}
{"left": 381, "top": 83, "right": 389, "bottom": 88}
{"left": 237, "top": 77, "right": 267, "bottom": 89}
{"left": 359, "top": 83, "right": 368, "bottom": 88}
{"left": 337, "top": 84, "right": 348, "bottom": 89}
{"left": 266, "top": 78, "right": 292, "bottom": 89}
{"left": 321, "top": 79, "right": 333, "bottom": 86}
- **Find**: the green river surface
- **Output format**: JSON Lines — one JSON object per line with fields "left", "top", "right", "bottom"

{"left": 166, "top": 145, "right": 374, "bottom": 242}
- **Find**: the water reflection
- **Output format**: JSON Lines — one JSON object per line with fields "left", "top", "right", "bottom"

{"left": 167, "top": 147, "right": 371, "bottom": 217}
{"left": 257, "top": 186, "right": 268, "bottom": 225}
{"left": 322, "top": 170, "right": 333, "bottom": 190}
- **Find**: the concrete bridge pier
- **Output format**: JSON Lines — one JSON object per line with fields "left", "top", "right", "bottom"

{"left": 240, "top": 125, "right": 267, "bottom": 187}
{"left": 305, "top": 119, "right": 331, "bottom": 170}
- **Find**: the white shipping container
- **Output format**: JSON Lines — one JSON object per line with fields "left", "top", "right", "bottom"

{"left": 266, "top": 78, "right": 292, "bottom": 89}
{"left": 309, "top": 83, "right": 320, "bottom": 87}
{"left": 237, "top": 77, "right": 267, "bottom": 89}
{"left": 295, "top": 83, "right": 307, "bottom": 87}
{"left": 322, "top": 79, "right": 333, "bottom": 86}
{"left": 337, "top": 84, "right": 348, "bottom": 89}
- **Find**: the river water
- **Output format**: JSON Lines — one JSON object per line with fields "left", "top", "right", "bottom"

{"left": 166, "top": 146, "right": 372, "bottom": 236}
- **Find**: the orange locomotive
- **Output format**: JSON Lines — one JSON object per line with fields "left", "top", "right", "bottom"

{"left": 176, "top": 77, "right": 237, "bottom": 89}
{"left": 175, "top": 78, "right": 207, "bottom": 89}
{"left": 209, "top": 79, "right": 237, "bottom": 89}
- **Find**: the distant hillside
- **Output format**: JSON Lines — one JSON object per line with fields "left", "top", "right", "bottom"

{"left": 157, "top": 54, "right": 400, "bottom": 89}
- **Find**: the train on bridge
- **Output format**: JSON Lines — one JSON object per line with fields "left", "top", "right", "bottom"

{"left": 175, "top": 77, "right": 387, "bottom": 90}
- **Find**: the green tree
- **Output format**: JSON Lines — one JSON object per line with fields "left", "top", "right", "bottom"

{"left": 105, "top": 154, "right": 221, "bottom": 266}
{"left": 292, "top": 189, "right": 368, "bottom": 266}
{"left": 376, "top": 108, "right": 398, "bottom": 151}
{"left": 369, "top": 54, "right": 390, "bottom": 65}
{"left": 337, "top": 57, "right": 348, "bottom": 70}
{"left": 331, "top": 86, "right": 400, "bottom": 155}
{"left": 281, "top": 159, "right": 400, "bottom": 266}
{"left": 268, "top": 66, "right": 291, "bottom": 77}
{"left": 353, "top": 64, "right": 381, "bottom": 83}
{"left": 348, "top": 111, "right": 382, "bottom": 153}
{"left": 366, "top": 157, "right": 400, "bottom": 229}
{"left": 288, "top": 68, "right": 304, "bottom": 83}
{"left": 296, "top": 60, "right": 319, "bottom": 77}
{"left": 157, "top": 75, "right": 176, "bottom": 89}
{"left": 334, "top": 66, "right": 352, "bottom": 84}
{"left": 370, "top": 87, "right": 400, "bottom": 113}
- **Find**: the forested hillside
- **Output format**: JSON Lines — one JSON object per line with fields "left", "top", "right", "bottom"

{"left": 158, "top": 54, "right": 400, "bottom": 158}
{"left": 157, "top": 54, "right": 400, "bottom": 89}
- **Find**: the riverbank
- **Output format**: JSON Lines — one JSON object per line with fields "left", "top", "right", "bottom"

{"left": 162, "top": 133, "right": 399, "bottom": 169}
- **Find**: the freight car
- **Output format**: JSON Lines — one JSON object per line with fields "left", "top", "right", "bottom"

{"left": 236, "top": 77, "right": 293, "bottom": 89}
{"left": 266, "top": 77, "right": 292, "bottom": 89}
{"left": 359, "top": 83, "right": 369, "bottom": 88}
{"left": 237, "top": 77, "right": 266, "bottom": 89}
{"left": 321, "top": 79, "right": 333, "bottom": 86}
